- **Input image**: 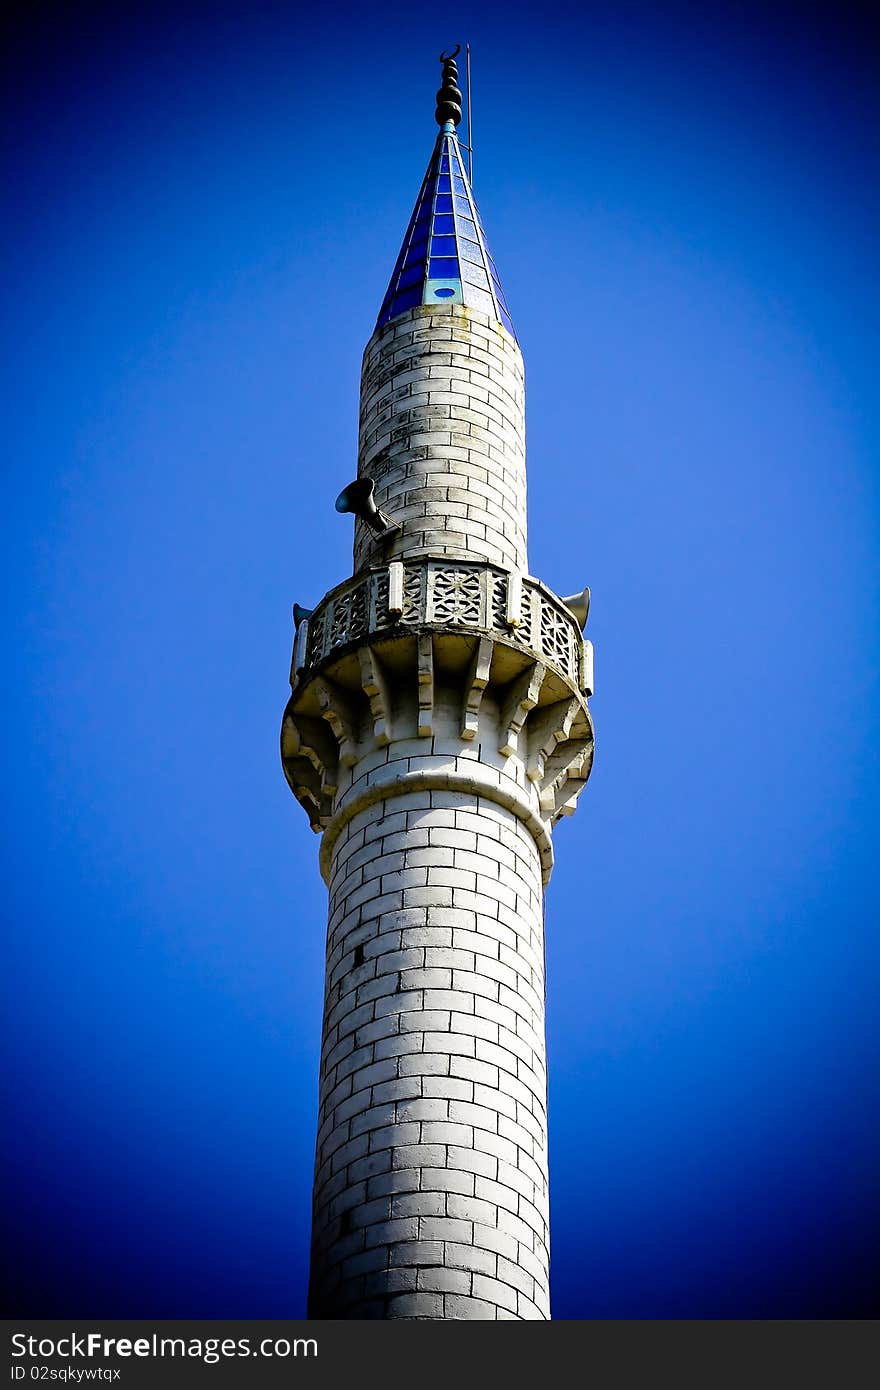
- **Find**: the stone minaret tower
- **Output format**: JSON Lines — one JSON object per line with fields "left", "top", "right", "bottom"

{"left": 281, "top": 51, "right": 594, "bottom": 1320}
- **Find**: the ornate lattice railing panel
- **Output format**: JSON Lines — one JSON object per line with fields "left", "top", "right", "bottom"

{"left": 299, "top": 558, "right": 583, "bottom": 686}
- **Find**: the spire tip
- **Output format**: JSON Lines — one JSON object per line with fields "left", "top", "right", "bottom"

{"left": 435, "top": 48, "right": 463, "bottom": 128}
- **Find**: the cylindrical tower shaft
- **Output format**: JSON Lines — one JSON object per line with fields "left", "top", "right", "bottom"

{"left": 281, "top": 56, "right": 594, "bottom": 1321}
{"left": 354, "top": 309, "right": 527, "bottom": 574}
{"left": 308, "top": 686, "right": 550, "bottom": 1319}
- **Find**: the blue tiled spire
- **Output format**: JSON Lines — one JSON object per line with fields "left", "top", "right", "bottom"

{"left": 376, "top": 119, "right": 516, "bottom": 339}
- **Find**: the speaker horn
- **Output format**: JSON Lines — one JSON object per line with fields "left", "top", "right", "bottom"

{"left": 335, "top": 477, "right": 402, "bottom": 541}
{"left": 291, "top": 604, "right": 313, "bottom": 684}
{"left": 561, "top": 586, "right": 591, "bottom": 630}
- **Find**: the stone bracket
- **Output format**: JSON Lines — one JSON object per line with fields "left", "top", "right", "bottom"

{"left": 498, "top": 661, "right": 546, "bottom": 758}
{"left": 461, "top": 636, "right": 494, "bottom": 740}
{"left": 280, "top": 705, "right": 337, "bottom": 830}
{"left": 539, "top": 738, "right": 593, "bottom": 814}
{"left": 315, "top": 676, "right": 359, "bottom": 768}
{"left": 281, "top": 712, "right": 340, "bottom": 797}
{"left": 552, "top": 778, "right": 589, "bottom": 822}
{"left": 294, "top": 766, "right": 332, "bottom": 832}
{"left": 358, "top": 645, "right": 392, "bottom": 747}
{"left": 525, "top": 696, "right": 581, "bottom": 784}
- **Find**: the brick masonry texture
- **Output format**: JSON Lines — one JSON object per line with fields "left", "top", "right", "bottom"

{"left": 304, "top": 301, "right": 564, "bottom": 1321}
{"left": 308, "top": 695, "right": 551, "bottom": 1320}
{"left": 353, "top": 305, "right": 527, "bottom": 575}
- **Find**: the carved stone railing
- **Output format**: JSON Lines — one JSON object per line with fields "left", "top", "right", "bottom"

{"left": 283, "top": 555, "right": 595, "bottom": 855}
{"left": 294, "top": 556, "right": 589, "bottom": 693}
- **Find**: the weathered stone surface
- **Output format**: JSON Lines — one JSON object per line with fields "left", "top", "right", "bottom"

{"left": 354, "top": 307, "right": 527, "bottom": 576}
{"left": 306, "top": 677, "right": 551, "bottom": 1320}
{"left": 284, "top": 298, "right": 594, "bottom": 1320}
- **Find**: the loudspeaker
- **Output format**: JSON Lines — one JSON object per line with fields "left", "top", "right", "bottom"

{"left": 335, "top": 477, "right": 402, "bottom": 541}
{"left": 291, "top": 606, "right": 312, "bottom": 682}
{"left": 561, "top": 586, "right": 591, "bottom": 630}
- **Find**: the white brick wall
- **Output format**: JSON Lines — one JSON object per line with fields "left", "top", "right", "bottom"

{"left": 353, "top": 305, "right": 527, "bottom": 574}
{"left": 301, "top": 274, "right": 571, "bottom": 1320}
{"left": 308, "top": 694, "right": 550, "bottom": 1320}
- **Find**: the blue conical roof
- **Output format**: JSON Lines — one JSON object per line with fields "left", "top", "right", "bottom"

{"left": 376, "top": 128, "right": 516, "bottom": 339}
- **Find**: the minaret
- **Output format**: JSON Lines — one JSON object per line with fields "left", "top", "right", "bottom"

{"left": 282, "top": 50, "right": 594, "bottom": 1320}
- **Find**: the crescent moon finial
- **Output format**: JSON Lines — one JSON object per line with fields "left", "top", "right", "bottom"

{"left": 435, "top": 46, "right": 463, "bottom": 128}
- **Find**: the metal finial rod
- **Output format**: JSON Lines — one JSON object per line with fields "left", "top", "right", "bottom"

{"left": 435, "top": 46, "right": 463, "bottom": 128}
{"left": 466, "top": 43, "right": 473, "bottom": 182}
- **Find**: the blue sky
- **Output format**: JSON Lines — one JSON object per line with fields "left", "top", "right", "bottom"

{"left": 3, "top": 1, "right": 878, "bottom": 1316}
